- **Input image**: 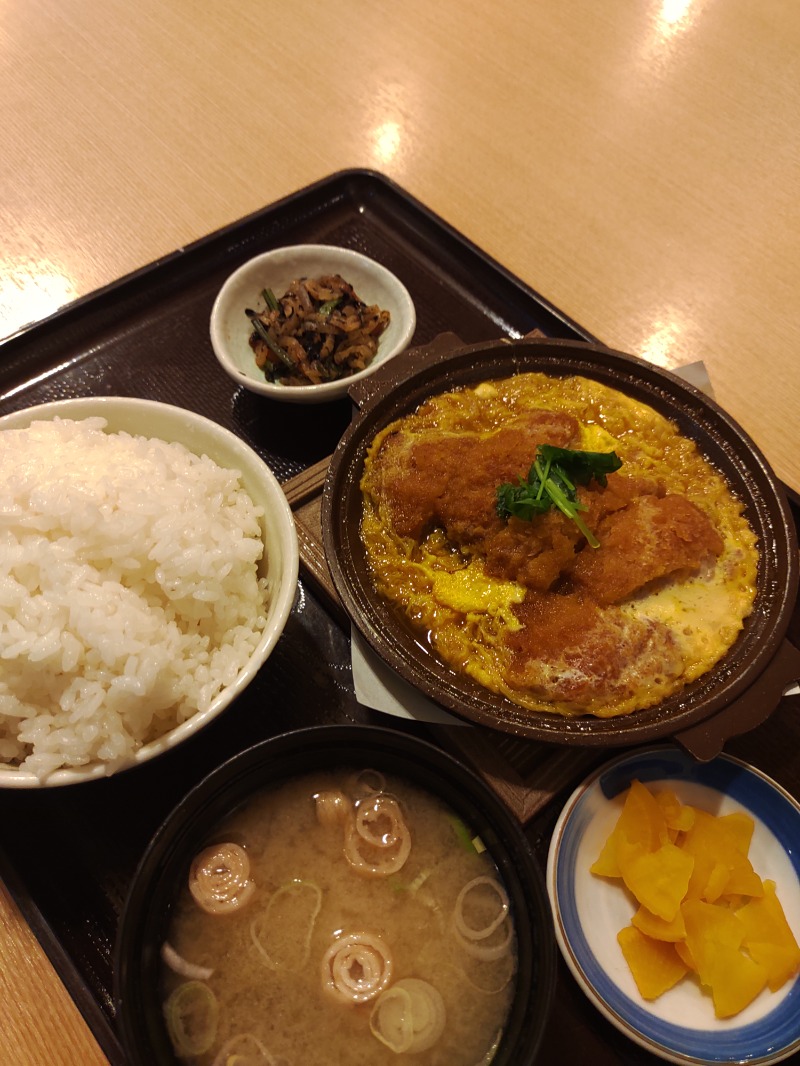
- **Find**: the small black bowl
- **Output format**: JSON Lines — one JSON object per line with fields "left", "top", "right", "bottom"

{"left": 114, "top": 724, "right": 556, "bottom": 1065}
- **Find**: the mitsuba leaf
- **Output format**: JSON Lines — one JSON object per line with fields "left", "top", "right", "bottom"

{"left": 495, "top": 445, "right": 622, "bottom": 547}
{"left": 537, "top": 444, "right": 623, "bottom": 487}
{"left": 495, "top": 467, "right": 551, "bottom": 521}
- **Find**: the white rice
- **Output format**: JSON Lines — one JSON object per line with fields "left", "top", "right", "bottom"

{"left": 0, "top": 416, "right": 269, "bottom": 780}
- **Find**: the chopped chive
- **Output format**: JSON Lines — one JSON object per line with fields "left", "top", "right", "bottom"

{"left": 246, "top": 310, "right": 294, "bottom": 369}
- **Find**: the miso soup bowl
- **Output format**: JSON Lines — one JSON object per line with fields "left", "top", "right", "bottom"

{"left": 114, "top": 724, "right": 556, "bottom": 1065}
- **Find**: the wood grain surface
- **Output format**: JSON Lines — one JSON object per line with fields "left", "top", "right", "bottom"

{"left": 2, "top": 0, "right": 799, "bottom": 1061}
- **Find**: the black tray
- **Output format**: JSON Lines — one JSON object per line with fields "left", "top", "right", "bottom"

{"left": 0, "top": 170, "right": 592, "bottom": 1063}
{"left": 1, "top": 169, "right": 798, "bottom": 1066}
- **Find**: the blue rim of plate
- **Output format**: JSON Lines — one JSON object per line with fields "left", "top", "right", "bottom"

{"left": 546, "top": 745, "right": 800, "bottom": 1065}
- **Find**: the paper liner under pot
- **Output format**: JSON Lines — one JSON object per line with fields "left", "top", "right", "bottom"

{"left": 322, "top": 335, "right": 800, "bottom": 760}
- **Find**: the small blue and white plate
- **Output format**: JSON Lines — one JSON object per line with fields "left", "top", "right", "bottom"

{"left": 547, "top": 746, "right": 800, "bottom": 1065}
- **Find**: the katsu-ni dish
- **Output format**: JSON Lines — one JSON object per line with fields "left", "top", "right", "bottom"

{"left": 359, "top": 371, "right": 760, "bottom": 719}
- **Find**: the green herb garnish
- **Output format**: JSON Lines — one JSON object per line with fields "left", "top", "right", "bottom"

{"left": 495, "top": 444, "right": 622, "bottom": 549}
{"left": 245, "top": 309, "right": 295, "bottom": 369}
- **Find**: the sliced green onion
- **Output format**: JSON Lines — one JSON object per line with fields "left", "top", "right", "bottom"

{"left": 408, "top": 868, "right": 432, "bottom": 893}
{"left": 163, "top": 980, "right": 218, "bottom": 1057}
{"left": 369, "top": 978, "right": 446, "bottom": 1054}
{"left": 448, "top": 814, "right": 479, "bottom": 853}
{"left": 250, "top": 880, "right": 322, "bottom": 971}
{"left": 211, "top": 1032, "right": 276, "bottom": 1066}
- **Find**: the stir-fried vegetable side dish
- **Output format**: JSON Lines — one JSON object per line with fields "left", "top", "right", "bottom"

{"left": 246, "top": 274, "right": 391, "bottom": 386}
{"left": 161, "top": 769, "right": 517, "bottom": 1064}
{"left": 591, "top": 780, "right": 800, "bottom": 1018}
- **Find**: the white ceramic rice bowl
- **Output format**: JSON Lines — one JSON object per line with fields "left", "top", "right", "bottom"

{"left": 0, "top": 397, "right": 299, "bottom": 788}
{"left": 209, "top": 244, "right": 416, "bottom": 403}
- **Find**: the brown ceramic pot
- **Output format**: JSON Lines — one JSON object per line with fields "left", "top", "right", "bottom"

{"left": 322, "top": 335, "right": 800, "bottom": 760}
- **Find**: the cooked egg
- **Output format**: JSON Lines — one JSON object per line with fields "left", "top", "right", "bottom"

{"left": 431, "top": 566, "right": 525, "bottom": 616}
{"left": 360, "top": 372, "right": 759, "bottom": 718}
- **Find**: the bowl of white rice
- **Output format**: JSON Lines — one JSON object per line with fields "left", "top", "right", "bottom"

{"left": 0, "top": 397, "right": 300, "bottom": 788}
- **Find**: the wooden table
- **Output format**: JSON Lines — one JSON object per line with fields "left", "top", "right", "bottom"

{"left": 1, "top": 0, "right": 799, "bottom": 1062}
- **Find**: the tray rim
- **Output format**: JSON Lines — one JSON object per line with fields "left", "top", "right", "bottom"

{"left": 0, "top": 837, "right": 127, "bottom": 1064}
{"left": 0, "top": 168, "right": 797, "bottom": 1066}
{"left": 0, "top": 167, "right": 596, "bottom": 355}
{"left": 0, "top": 170, "right": 599, "bottom": 1061}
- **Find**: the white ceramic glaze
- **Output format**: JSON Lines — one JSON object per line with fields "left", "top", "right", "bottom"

{"left": 547, "top": 746, "right": 800, "bottom": 1065}
{"left": 0, "top": 396, "right": 299, "bottom": 787}
{"left": 209, "top": 244, "right": 416, "bottom": 403}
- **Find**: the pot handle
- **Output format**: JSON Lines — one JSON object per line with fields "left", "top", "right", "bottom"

{"left": 673, "top": 639, "right": 800, "bottom": 762}
{"left": 347, "top": 327, "right": 549, "bottom": 409}
{"left": 348, "top": 332, "right": 466, "bottom": 408}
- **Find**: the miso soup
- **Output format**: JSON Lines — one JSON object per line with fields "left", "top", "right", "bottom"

{"left": 160, "top": 768, "right": 518, "bottom": 1064}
